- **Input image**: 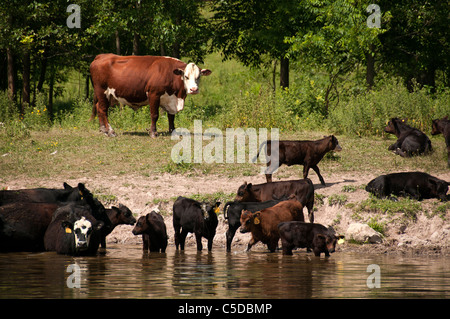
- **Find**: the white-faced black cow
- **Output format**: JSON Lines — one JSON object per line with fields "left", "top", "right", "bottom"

{"left": 44, "top": 203, "right": 104, "bottom": 256}
{"left": 90, "top": 54, "right": 211, "bottom": 137}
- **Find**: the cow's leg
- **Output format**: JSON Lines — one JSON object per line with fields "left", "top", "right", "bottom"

{"left": 265, "top": 173, "right": 273, "bottom": 183}
{"left": 149, "top": 95, "right": 160, "bottom": 138}
{"left": 94, "top": 89, "right": 116, "bottom": 137}
{"left": 302, "top": 165, "right": 310, "bottom": 180}
{"left": 143, "top": 234, "right": 149, "bottom": 251}
{"left": 174, "top": 225, "right": 181, "bottom": 250}
{"left": 195, "top": 233, "right": 203, "bottom": 251}
{"left": 245, "top": 236, "right": 257, "bottom": 252}
{"left": 226, "top": 226, "right": 238, "bottom": 252}
{"left": 207, "top": 237, "right": 214, "bottom": 252}
{"left": 167, "top": 113, "right": 175, "bottom": 133}
{"left": 311, "top": 165, "right": 325, "bottom": 186}
{"left": 179, "top": 229, "right": 188, "bottom": 250}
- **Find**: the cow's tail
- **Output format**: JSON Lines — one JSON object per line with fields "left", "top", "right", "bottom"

{"left": 223, "top": 201, "right": 235, "bottom": 219}
{"left": 252, "top": 140, "right": 268, "bottom": 163}
{"left": 89, "top": 89, "right": 98, "bottom": 122}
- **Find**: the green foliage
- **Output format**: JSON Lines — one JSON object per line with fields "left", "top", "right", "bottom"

{"left": 328, "top": 78, "right": 450, "bottom": 137}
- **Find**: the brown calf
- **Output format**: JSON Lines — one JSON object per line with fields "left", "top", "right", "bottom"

{"left": 254, "top": 135, "right": 342, "bottom": 185}
{"left": 235, "top": 179, "right": 315, "bottom": 222}
{"left": 239, "top": 200, "right": 304, "bottom": 252}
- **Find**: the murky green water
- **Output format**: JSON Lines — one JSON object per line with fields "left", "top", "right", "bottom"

{"left": 0, "top": 245, "right": 449, "bottom": 299}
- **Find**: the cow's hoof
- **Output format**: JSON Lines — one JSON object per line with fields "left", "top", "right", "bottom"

{"left": 146, "top": 128, "right": 158, "bottom": 138}
{"left": 107, "top": 130, "right": 117, "bottom": 137}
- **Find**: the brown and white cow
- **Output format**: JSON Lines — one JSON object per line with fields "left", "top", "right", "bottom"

{"left": 90, "top": 54, "right": 211, "bottom": 137}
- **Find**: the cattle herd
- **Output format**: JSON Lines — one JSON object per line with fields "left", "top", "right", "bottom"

{"left": 1, "top": 54, "right": 449, "bottom": 259}
{"left": 1, "top": 116, "right": 448, "bottom": 257}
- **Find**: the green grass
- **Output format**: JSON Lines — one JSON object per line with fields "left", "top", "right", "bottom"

{"left": 1, "top": 52, "right": 449, "bottom": 183}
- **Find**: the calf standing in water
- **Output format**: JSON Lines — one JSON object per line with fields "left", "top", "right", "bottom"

{"left": 132, "top": 211, "right": 167, "bottom": 253}
{"left": 254, "top": 135, "right": 342, "bottom": 185}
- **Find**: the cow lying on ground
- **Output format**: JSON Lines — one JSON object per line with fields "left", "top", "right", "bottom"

{"left": 90, "top": 54, "right": 211, "bottom": 137}
{"left": 384, "top": 118, "right": 432, "bottom": 157}
{"left": 44, "top": 203, "right": 104, "bottom": 256}
{"left": 173, "top": 197, "right": 220, "bottom": 251}
{"left": 235, "top": 179, "right": 315, "bottom": 222}
{"left": 239, "top": 200, "right": 304, "bottom": 252}
{"left": 366, "top": 172, "right": 449, "bottom": 201}
{"left": 431, "top": 116, "right": 450, "bottom": 167}
{"left": 223, "top": 197, "right": 288, "bottom": 252}
{"left": 254, "top": 135, "right": 342, "bottom": 185}
{"left": 0, "top": 182, "right": 83, "bottom": 206}
{"left": 132, "top": 211, "right": 168, "bottom": 253}
{"left": 100, "top": 204, "right": 136, "bottom": 249}
{"left": 278, "top": 221, "right": 343, "bottom": 257}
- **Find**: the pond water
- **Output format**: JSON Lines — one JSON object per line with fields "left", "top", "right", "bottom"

{"left": 0, "top": 244, "right": 449, "bottom": 299}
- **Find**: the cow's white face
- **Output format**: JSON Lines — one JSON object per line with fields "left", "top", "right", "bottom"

{"left": 73, "top": 217, "right": 93, "bottom": 251}
{"left": 175, "top": 63, "right": 211, "bottom": 94}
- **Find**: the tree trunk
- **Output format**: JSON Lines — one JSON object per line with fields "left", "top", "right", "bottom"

{"left": 133, "top": 33, "right": 139, "bottom": 55}
{"left": 22, "top": 48, "right": 31, "bottom": 112}
{"left": 85, "top": 74, "right": 90, "bottom": 100}
{"left": 6, "top": 47, "right": 16, "bottom": 103}
{"left": 280, "top": 56, "right": 289, "bottom": 89}
{"left": 48, "top": 64, "right": 55, "bottom": 120}
{"left": 115, "top": 30, "right": 121, "bottom": 55}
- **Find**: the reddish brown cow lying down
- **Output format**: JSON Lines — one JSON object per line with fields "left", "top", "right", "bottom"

{"left": 254, "top": 135, "right": 342, "bottom": 185}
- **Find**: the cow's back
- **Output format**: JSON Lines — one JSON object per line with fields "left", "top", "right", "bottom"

{"left": 259, "top": 200, "right": 304, "bottom": 236}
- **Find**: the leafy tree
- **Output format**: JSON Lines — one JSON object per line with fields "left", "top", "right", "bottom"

{"left": 286, "top": 0, "right": 387, "bottom": 114}
{"left": 211, "top": 0, "right": 313, "bottom": 89}
{"left": 378, "top": 0, "right": 449, "bottom": 91}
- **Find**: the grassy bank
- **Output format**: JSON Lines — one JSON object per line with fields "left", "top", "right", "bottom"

{"left": 0, "top": 52, "right": 449, "bottom": 183}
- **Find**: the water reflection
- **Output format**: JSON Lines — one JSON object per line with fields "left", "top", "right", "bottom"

{"left": 0, "top": 245, "right": 449, "bottom": 299}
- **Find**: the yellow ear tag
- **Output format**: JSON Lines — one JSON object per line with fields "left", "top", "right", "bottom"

{"left": 65, "top": 227, "right": 72, "bottom": 234}
{"left": 254, "top": 217, "right": 260, "bottom": 225}
{"left": 214, "top": 206, "right": 220, "bottom": 214}
{"left": 338, "top": 238, "right": 345, "bottom": 245}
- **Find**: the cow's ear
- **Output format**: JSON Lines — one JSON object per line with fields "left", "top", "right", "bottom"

{"left": 201, "top": 69, "right": 212, "bottom": 76}
{"left": 61, "top": 221, "right": 73, "bottom": 233}
{"left": 173, "top": 68, "right": 184, "bottom": 76}
{"left": 63, "top": 182, "right": 73, "bottom": 190}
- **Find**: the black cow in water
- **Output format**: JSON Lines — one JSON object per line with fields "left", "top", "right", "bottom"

{"left": 235, "top": 179, "right": 315, "bottom": 223}
{"left": 278, "top": 221, "right": 343, "bottom": 257}
{"left": 0, "top": 182, "right": 83, "bottom": 206}
{"left": 366, "top": 172, "right": 448, "bottom": 201}
{"left": 384, "top": 118, "right": 432, "bottom": 157}
{"left": 132, "top": 211, "right": 168, "bottom": 253}
{"left": 0, "top": 184, "right": 108, "bottom": 252}
{"left": 172, "top": 197, "right": 220, "bottom": 252}
{"left": 44, "top": 203, "right": 104, "bottom": 256}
